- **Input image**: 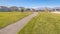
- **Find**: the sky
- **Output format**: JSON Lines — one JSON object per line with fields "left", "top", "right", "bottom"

{"left": 0, "top": 0, "right": 60, "bottom": 8}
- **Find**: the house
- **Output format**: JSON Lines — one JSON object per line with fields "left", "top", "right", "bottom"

{"left": 0, "top": 6, "right": 9, "bottom": 11}
{"left": 25, "top": 8, "right": 36, "bottom": 12}
{"left": 25, "top": 8, "right": 31, "bottom": 12}
{"left": 31, "top": 8, "right": 36, "bottom": 12}
{"left": 36, "top": 8, "right": 46, "bottom": 12}
{"left": 53, "top": 7, "right": 60, "bottom": 12}
{"left": 9, "top": 6, "right": 19, "bottom": 11}
{"left": 35, "top": 7, "right": 54, "bottom": 12}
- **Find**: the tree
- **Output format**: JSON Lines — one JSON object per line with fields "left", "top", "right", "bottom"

{"left": 19, "top": 7, "right": 25, "bottom": 12}
{"left": 21, "top": 8, "right": 24, "bottom": 12}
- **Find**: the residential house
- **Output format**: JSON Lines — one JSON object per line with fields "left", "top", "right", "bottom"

{"left": 25, "top": 8, "right": 31, "bottom": 12}
{"left": 53, "top": 7, "right": 60, "bottom": 12}
{"left": 0, "top": 6, "right": 9, "bottom": 11}
{"left": 9, "top": 6, "right": 19, "bottom": 11}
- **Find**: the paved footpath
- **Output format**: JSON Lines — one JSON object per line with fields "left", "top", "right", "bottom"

{"left": 0, "top": 12, "right": 38, "bottom": 34}
{"left": 51, "top": 12, "right": 60, "bottom": 14}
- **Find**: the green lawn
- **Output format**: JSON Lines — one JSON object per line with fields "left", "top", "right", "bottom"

{"left": 0, "top": 12, "right": 32, "bottom": 29}
{"left": 18, "top": 12, "right": 60, "bottom": 34}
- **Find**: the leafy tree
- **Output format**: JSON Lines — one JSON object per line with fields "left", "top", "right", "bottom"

{"left": 21, "top": 8, "right": 24, "bottom": 12}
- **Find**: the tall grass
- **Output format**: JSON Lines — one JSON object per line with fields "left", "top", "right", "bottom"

{"left": 18, "top": 12, "right": 60, "bottom": 34}
{"left": 0, "top": 12, "right": 32, "bottom": 29}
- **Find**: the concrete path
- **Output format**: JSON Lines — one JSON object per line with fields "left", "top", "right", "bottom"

{"left": 0, "top": 12, "right": 38, "bottom": 34}
{"left": 51, "top": 12, "right": 60, "bottom": 14}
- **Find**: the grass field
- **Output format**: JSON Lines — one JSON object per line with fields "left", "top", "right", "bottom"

{"left": 18, "top": 12, "right": 60, "bottom": 34}
{"left": 0, "top": 12, "right": 32, "bottom": 29}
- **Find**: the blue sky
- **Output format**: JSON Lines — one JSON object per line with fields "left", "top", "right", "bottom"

{"left": 0, "top": 0, "right": 60, "bottom": 8}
